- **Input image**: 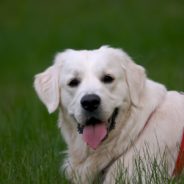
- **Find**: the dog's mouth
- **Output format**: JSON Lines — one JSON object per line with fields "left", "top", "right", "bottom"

{"left": 77, "top": 108, "right": 119, "bottom": 150}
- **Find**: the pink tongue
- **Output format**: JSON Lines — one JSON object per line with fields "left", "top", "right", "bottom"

{"left": 82, "top": 122, "right": 107, "bottom": 150}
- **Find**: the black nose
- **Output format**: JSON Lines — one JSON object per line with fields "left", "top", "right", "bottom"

{"left": 80, "top": 94, "right": 101, "bottom": 112}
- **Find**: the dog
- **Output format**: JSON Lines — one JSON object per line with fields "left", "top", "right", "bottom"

{"left": 34, "top": 46, "right": 184, "bottom": 183}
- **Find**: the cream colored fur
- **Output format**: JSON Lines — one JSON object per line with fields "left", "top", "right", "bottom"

{"left": 34, "top": 46, "right": 184, "bottom": 183}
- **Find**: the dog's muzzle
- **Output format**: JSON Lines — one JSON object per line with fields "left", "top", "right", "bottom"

{"left": 76, "top": 94, "right": 119, "bottom": 149}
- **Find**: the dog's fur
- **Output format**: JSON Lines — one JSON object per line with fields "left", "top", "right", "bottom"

{"left": 34, "top": 46, "right": 184, "bottom": 183}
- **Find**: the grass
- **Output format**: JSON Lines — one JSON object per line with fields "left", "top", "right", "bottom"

{"left": 0, "top": 0, "right": 184, "bottom": 183}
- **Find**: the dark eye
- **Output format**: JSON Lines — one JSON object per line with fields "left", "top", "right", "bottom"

{"left": 68, "top": 78, "right": 80, "bottom": 87}
{"left": 101, "top": 75, "right": 114, "bottom": 84}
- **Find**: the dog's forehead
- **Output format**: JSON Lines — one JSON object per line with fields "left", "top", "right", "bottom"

{"left": 56, "top": 48, "right": 124, "bottom": 75}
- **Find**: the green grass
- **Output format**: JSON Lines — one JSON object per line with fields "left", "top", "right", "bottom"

{"left": 0, "top": 0, "right": 184, "bottom": 183}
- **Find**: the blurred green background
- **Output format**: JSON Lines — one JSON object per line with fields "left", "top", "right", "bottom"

{"left": 0, "top": 0, "right": 184, "bottom": 183}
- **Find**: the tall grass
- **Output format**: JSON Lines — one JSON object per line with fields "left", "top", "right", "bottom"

{"left": 0, "top": 94, "right": 67, "bottom": 184}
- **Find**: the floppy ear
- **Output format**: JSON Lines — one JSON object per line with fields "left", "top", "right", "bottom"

{"left": 34, "top": 66, "right": 59, "bottom": 113}
{"left": 125, "top": 61, "right": 146, "bottom": 106}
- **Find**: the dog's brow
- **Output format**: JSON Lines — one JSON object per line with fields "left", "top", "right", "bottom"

{"left": 70, "top": 70, "right": 82, "bottom": 78}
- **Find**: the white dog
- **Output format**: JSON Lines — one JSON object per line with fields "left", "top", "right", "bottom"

{"left": 34, "top": 46, "right": 184, "bottom": 183}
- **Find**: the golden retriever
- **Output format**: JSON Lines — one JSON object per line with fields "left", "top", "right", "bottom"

{"left": 34, "top": 46, "right": 184, "bottom": 183}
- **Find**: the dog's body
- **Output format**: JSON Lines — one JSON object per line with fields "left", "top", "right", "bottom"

{"left": 34, "top": 46, "right": 184, "bottom": 183}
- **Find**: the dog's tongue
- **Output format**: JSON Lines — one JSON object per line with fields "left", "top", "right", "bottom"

{"left": 83, "top": 122, "right": 107, "bottom": 150}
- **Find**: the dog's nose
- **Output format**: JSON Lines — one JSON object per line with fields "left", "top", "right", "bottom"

{"left": 80, "top": 94, "right": 101, "bottom": 112}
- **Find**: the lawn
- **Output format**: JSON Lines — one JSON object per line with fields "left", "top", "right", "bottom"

{"left": 0, "top": 0, "right": 184, "bottom": 183}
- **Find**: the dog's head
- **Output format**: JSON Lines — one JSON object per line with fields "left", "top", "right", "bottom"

{"left": 34, "top": 46, "right": 145, "bottom": 149}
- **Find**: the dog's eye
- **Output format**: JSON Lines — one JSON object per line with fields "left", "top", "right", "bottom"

{"left": 101, "top": 75, "right": 114, "bottom": 84}
{"left": 68, "top": 78, "right": 80, "bottom": 87}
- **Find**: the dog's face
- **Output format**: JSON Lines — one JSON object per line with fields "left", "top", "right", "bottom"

{"left": 34, "top": 46, "right": 145, "bottom": 149}
{"left": 59, "top": 49, "right": 128, "bottom": 125}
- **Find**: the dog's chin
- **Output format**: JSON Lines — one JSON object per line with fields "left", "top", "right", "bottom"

{"left": 76, "top": 108, "right": 119, "bottom": 150}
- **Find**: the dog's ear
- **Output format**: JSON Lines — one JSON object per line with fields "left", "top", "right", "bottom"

{"left": 124, "top": 60, "right": 146, "bottom": 106}
{"left": 34, "top": 66, "right": 59, "bottom": 113}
